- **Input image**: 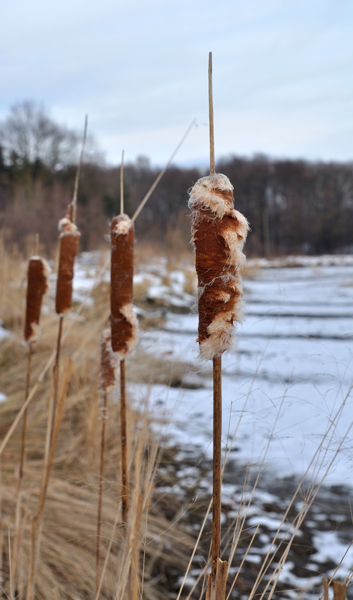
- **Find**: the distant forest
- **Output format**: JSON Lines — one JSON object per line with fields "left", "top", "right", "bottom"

{"left": 1, "top": 102, "right": 353, "bottom": 257}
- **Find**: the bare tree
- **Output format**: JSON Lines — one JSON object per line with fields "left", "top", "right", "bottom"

{"left": 0, "top": 101, "right": 79, "bottom": 169}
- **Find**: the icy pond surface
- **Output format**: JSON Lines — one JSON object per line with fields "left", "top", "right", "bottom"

{"left": 134, "top": 263, "right": 353, "bottom": 486}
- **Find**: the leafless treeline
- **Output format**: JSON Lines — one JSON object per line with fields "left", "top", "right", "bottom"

{"left": 1, "top": 104, "right": 353, "bottom": 256}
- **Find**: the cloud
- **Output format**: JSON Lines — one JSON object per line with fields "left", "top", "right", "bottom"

{"left": 1, "top": 0, "right": 353, "bottom": 164}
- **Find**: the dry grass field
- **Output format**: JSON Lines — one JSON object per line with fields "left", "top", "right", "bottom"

{"left": 0, "top": 236, "right": 195, "bottom": 599}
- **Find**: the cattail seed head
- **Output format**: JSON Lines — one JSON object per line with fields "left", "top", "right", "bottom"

{"left": 55, "top": 216, "right": 80, "bottom": 315}
{"left": 110, "top": 214, "right": 138, "bottom": 358}
{"left": 188, "top": 173, "right": 249, "bottom": 360}
{"left": 24, "top": 257, "right": 50, "bottom": 344}
{"left": 99, "top": 328, "right": 118, "bottom": 397}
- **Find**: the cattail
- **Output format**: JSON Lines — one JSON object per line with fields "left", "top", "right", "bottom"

{"left": 96, "top": 328, "right": 118, "bottom": 591}
{"left": 55, "top": 213, "right": 80, "bottom": 315}
{"left": 24, "top": 257, "right": 50, "bottom": 344}
{"left": 99, "top": 329, "right": 118, "bottom": 396}
{"left": 110, "top": 214, "right": 138, "bottom": 358}
{"left": 188, "top": 173, "right": 249, "bottom": 360}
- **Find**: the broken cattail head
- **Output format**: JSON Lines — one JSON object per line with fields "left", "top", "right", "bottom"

{"left": 110, "top": 214, "right": 138, "bottom": 358}
{"left": 99, "top": 328, "right": 118, "bottom": 397}
{"left": 24, "top": 257, "right": 51, "bottom": 344}
{"left": 55, "top": 213, "right": 80, "bottom": 315}
{"left": 188, "top": 173, "right": 249, "bottom": 360}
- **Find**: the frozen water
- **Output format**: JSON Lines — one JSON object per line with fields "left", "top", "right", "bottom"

{"left": 136, "top": 263, "right": 353, "bottom": 486}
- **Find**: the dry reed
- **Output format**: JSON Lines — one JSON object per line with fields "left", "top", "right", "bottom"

{"left": 0, "top": 346, "right": 193, "bottom": 599}
{"left": 96, "top": 328, "right": 118, "bottom": 593}
{"left": 186, "top": 52, "right": 249, "bottom": 600}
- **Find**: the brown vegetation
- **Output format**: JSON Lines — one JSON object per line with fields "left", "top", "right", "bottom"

{"left": 0, "top": 245, "right": 194, "bottom": 599}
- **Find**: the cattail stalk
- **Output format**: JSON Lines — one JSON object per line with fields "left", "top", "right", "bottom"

{"left": 13, "top": 253, "right": 50, "bottom": 591}
{"left": 21, "top": 254, "right": 50, "bottom": 475}
{"left": 96, "top": 390, "right": 107, "bottom": 594}
{"left": 28, "top": 359, "right": 72, "bottom": 600}
{"left": 51, "top": 118, "right": 86, "bottom": 445}
{"left": 333, "top": 581, "right": 347, "bottom": 600}
{"left": 52, "top": 215, "right": 80, "bottom": 443}
{"left": 51, "top": 315, "right": 64, "bottom": 438}
{"left": 189, "top": 53, "right": 249, "bottom": 600}
{"left": 111, "top": 156, "right": 138, "bottom": 526}
{"left": 209, "top": 51, "right": 222, "bottom": 588}
{"left": 11, "top": 346, "right": 32, "bottom": 590}
{"left": 120, "top": 358, "right": 128, "bottom": 521}
{"left": 19, "top": 347, "right": 32, "bottom": 481}
{"left": 211, "top": 354, "right": 221, "bottom": 577}
{"left": 26, "top": 516, "right": 37, "bottom": 600}
{"left": 96, "top": 329, "right": 118, "bottom": 593}
{"left": 0, "top": 462, "right": 2, "bottom": 598}
{"left": 131, "top": 119, "right": 196, "bottom": 223}
{"left": 119, "top": 152, "right": 129, "bottom": 522}
{"left": 71, "top": 115, "right": 88, "bottom": 225}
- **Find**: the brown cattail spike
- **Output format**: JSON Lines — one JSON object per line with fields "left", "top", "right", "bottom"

{"left": 110, "top": 214, "right": 138, "bottom": 357}
{"left": 99, "top": 329, "right": 118, "bottom": 396}
{"left": 24, "top": 257, "right": 50, "bottom": 344}
{"left": 55, "top": 214, "right": 80, "bottom": 315}
{"left": 189, "top": 173, "right": 249, "bottom": 360}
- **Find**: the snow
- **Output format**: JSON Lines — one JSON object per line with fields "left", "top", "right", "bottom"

{"left": 0, "top": 319, "right": 10, "bottom": 342}
{"left": 135, "top": 262, "right": 353, "bottom": 488}
{"left": 2, "top": 252, "right": 353, "bottom": 490}
{"left": 248, "top": 254, "right": 353, "bottom": 269}
{"left": 311, "top": 532, "right": 353, "bottom": 577}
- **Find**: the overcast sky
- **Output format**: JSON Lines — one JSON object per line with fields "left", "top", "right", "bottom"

{"left": 1, "top": 0, "right": 353, "bottom": 166}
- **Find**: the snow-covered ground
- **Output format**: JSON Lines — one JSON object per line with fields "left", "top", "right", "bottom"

{"left": 3, "top": 253, "right": 353, "bottom": 486}
{"left": 54, "top": 254, "right": 353, "bottom": 487}
{"left": 133, "top": 263, "right": 353, "bottom": 487}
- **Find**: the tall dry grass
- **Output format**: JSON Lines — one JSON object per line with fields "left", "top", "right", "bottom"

{"left": 0, "top": 240, "right": 194, "bottom": 599}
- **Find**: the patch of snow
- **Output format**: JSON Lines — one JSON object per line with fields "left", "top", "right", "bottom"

{"left": 133, "top": 273, "right": 162, "bottom": 287}
{"left": 248, "top": 254, "right": 353, "bottom": 269}
{"left": 137, "top": 263, "right": 353, "bottom": 487}
{"left": 177, "top": 576, "right": 197, "bottom": 588}
{"left": 311, "top": 531, "right": 353, "bottom": 576}
{"left": 243, "top": 554, "right": 262, "bottom": 564}
{"left": 273, "top": 560, "right": 323, "bottom": 588}
{"left": 0, "top": 319, "right": 10, "bottom": 341}
{"left": 169, "top": 270, "right": 186, "bottom": 295}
